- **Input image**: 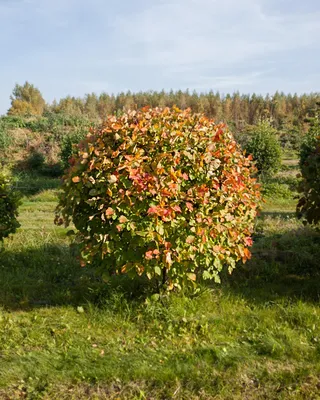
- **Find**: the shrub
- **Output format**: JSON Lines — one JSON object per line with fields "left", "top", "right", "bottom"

{"left": 278, "top": 126, "right": 302, "bottom": 151}
{"left": 244, "top": 121, "right": 282, "bottom": 178}
{"left": 27, "top": 151, "right": 45, "bottom": 170}
{"left": 0, "top": 173, "right": 21, "bottom": 243}
{"left": 297, "top": 119, "right": 320, "bottom": 225}
{"left": 60, "top": 129, "right": 88, "bottom": 170}
{"left": 262, "top": 182, "right": 293, "bottom": 199}
{"left": 55, "top": 107, "right": 261, "bottom": 290}
{"left": 25, "top": 117, "right": 50, "bottom": 132}
{"left": 299, "top": 117, "right": 319, "bottom": 168}
{"left": 41, "top": 163, "right": 64, "bottom": 177}
{"left": 0, "top": 115, "right": 26, "bottom": 130}
{"left": 0, "top": 126, "right": 12, "bottom": 150}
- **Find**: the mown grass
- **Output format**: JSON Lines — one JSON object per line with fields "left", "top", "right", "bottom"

{"left": 0, "top": 161, "right": 319, "bottom": 399}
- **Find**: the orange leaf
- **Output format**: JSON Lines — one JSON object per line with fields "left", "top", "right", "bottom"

{"left": 72, "top": 176, "right": 81, "bottom": 183}
{"left": 119, "top": 215, "right": 128, "bottom": 223}
{"left": 187, "top": 273, "right": 197, "bottom": 281}
{"left": 145, "top": 250, "right": 153, "bottom": 260}
{"left": 186, "top": 235, "right": 195, "bottom": 244}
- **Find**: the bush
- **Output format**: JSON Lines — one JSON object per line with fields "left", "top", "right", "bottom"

{"left": 0, "top": 173, "right": 21, "bottom": 243}
{"left": 55, "top": 107, "right": 261, "bottom": 290}
{"left": 27, "top": 151, "right": 45, "bottom": 170}
{"left": 0, "top": 126, "right": 12, "bottom": 150}
{"left": 25, "top": 117, "right": 50, "bottom": 132}
{"left": 299, "top": 117, "right": 319, "bottom": 168}
{"left": 41, "top": 163, "right": 64, "bottom": 177}
{"left": 60, "top": 129, "right": 88, "bottom": 170}
{"left": 278, "top": 126, "right": 302, "bottom": 151}
{"left": 262, "top": 182, "right": 293, "bottom": 199}
{"left": 244, "top": 121, "right": 282, "bottom": 178}
{"left": 0, "top": 115, "right": 26, "bottom": 129}
{"left": 297, "top": 119, "right": 320, "bottom": 225}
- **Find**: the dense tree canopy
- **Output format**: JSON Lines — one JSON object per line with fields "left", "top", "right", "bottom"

{"left": 5, "top": 83, "right": 320, "bottom": 134}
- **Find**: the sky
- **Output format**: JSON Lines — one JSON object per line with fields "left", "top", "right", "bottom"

{"left": 0, "top": 0, "right": 320, "bottom": 114}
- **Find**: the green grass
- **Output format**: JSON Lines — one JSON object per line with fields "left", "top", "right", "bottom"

{"left": 11, "top": 171, "right": 61, "bottom": 196}
{"left": 0, "top": 160, "right": 320, "bottom": 399}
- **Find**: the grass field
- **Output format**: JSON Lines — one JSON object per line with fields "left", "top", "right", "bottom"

{"left": 0, "top": 158, "right": 319, "bottom": 399}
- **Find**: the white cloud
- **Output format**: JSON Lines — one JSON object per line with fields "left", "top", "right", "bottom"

{"left": 177, "top": 70, "right": 274, "bottom": 91}
{"left": 108, "top": 0, "right": 320, "bottom": 82}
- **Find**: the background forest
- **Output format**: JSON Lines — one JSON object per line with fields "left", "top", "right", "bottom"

{"left": 1, "top": 82, "right": 319, "bottom": 175}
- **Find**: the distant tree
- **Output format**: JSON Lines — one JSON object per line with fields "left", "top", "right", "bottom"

{"left": 84, "top": 93, "right": 99, "bottom": 119}
{"left": 44, "top": 89, "right": 320, "bottom": 131}
{"left": 244, "top": 120, "right": 282, "bottom": 178}
{"left": 8, "top": 81, "right": 46, "bottom": 116}
{"left": 53, "top": 96, "right": 84, "bottom": 116}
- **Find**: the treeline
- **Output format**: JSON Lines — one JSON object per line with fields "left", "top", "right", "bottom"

{"left": 6, "top": 82, "right": 320, "bottom": 131}
{"left": 49, "top": 91, "right": 320, "bottom": 130}
{"left": 2, "top": 82, "right": 319, "bottom": 177}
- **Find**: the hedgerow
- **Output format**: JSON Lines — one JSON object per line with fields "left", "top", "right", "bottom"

{"left": 55, "top": 107, "right": 261, "bottom": 290}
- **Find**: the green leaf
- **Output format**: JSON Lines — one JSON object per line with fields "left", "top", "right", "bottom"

{"left": 89, "top": 189, "right": 98, "bottom": 196}
{"left": 202, "top": 271, "right": 212, "bottom": 280}
{"left": 156, "top": 225, "right": 164, "bottom": 235}
{"left": 136, "top": 231, "right": 147, "bottom": 237}
{"left": 214, "top": 258, "right": 222, "bottom": 271}
{"left": 151, "top": 293, "right": 160, "bottom": 301}
{"left": 187, "top": 273, "right": 197, "bottom": 281}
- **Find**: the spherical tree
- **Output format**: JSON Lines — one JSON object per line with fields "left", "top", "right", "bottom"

{"left": 55, "top": 107, "right": 261, "bottom": 290}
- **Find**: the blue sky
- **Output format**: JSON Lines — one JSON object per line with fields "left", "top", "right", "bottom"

{"left": 0, "top": 0, "right": 319, "bottom": 114}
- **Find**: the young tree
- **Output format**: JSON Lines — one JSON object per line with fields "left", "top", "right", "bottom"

{"left": 8, "top": 81, "right": 46, "bottom": 116}
{"left": 244, "top": 120, "right": 282, "bottom": 178}
{"left": 55, "top": 107, "right": 261, "bottom": 291}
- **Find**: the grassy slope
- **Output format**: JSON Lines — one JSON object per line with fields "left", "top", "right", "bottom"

{"left": 0, "top": 163, "right": 319, "bottom": 399}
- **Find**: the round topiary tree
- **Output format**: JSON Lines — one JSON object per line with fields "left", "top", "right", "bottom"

{"left": 0, "top": 173, "right": 21, "bottom": 244}
{"left": 55, "top": 107, "right": 261, "bottom": 290}
{"left": 244, "top": 120, "right": 282, "bottom": 178}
